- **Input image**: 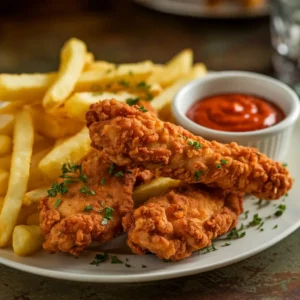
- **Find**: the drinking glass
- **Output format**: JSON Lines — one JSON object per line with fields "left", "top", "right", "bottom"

{"left": 270, "top": 0, "right": 300, "bottom": 95}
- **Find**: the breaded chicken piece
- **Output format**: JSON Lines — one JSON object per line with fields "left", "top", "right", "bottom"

{"left": 39, "top": 149, "right": 151, "bottom": 256}
{"left": 123, "top": 185, "right": 243, "bottom": 261}
{"left": 86, "top": 100, "right": 292, "bottom": 200}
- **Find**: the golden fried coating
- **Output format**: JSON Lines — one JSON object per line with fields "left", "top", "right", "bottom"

{"left": 39, "top": 149, "right": 147, "bottom": 256}
{"left": 86, "top": 100, "right": 292, "bottom": 200}
{"left": 123, "top": 185, "right": 243, "bottom": 261}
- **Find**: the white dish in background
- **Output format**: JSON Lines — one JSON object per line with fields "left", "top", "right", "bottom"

{"left": 0, "top": 111, "right": 299, "bottom": 283}
{"left": 173, "top": 71, "right": 300, "bottom": 161}
{"left": 134, "top": 0, "right": 269, "bottom": 19}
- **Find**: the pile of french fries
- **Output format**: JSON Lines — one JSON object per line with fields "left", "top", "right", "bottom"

{"left": 0, "top": 38, "right": 207, "bottom": 256}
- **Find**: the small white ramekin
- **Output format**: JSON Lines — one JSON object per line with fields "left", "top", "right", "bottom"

{"left": 173, "top": 71, "right": 300, "bottom": 160}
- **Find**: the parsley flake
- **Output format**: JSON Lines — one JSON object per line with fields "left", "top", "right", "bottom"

{"left": 227, "top": 228, "right": 246, "bottom": 240}
{"left": 204, "top": 244, "right": 217, "bottom": 253}
{"left": 221, "top": 242, "right": 231, "bottom": 247}
{"left": 244, "top": 210, "right": 249, "bottom": 219}
{"left": 90, "top": 253, "right": 109, "bottom": 266}
{"left": 114, "top": 171, "right": 124, "bottom": 177}
{"left": 282, "top": 163, "right": 288, "bottom": 167}
{"left": 83, "top": 205, "right": 93, "bottom": 212}
{"left": 80, "top": 185, "right": 96, "bottom": 195}
{"left": 100, "top": 177, "right": 106, "bottom": 186}
{"left": 126, "top": 97, "right": 139, "bottom": 106}
{"left": 220, "top": 159, "right": 228, "bottom": 165}
{"left": 142, "top": 264, "right": 147, "bottom": 268}
{"left": 275, "top": 204, "right": 286, "bottom": 217}
{"left": 216, "top": 164, "right": 221, "bottom": 169}
{"left": 273, "top": 225, "right": 278, "bottom": 229}
{"left": 54, "top": 198, "right": 62, "bottom": 208}
{"left": 109, "top": 163, "right": 115, "bottom": 175}
{"left": 248, "top": 213, "right": 262, "bottom": 227}
{"left": 119, "top": 80, "right": 130, "bottom": 87}
{"left": 188, "top": 140, "right": 202, "bottom": 150}
{"left": 194, "top": 170, "right": 204, "bottom": 182}
{"left": 138, "top": 105, "right": 148, "bottom": 113}
{"left": 111, "top": 256, "right": 123, "bottom": 264}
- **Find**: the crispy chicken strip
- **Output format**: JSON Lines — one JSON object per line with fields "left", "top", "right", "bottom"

{"left": 39, "top": 149, "right": 151, "bottom": 256}
{"left": 123, "top": 185, "right": 243, "bottom": 261}
{"left": 86, "top": 99, "right": 292, "bottom": 200}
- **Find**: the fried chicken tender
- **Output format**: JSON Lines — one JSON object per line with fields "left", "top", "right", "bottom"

{"left": 86, "top": 99, "right": 292, "bottom": 200}
{"left": 39, "top": 149, "right": 150, "bottom": 256}
{"left": 123, "top": 185, "right": 243, "bottom": 261}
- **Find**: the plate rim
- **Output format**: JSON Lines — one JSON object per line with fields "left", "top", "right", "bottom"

{"left": 0, "top": 219, "right": 299, "bottom": 283}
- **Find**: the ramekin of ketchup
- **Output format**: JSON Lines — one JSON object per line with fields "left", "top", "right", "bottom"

{"left": 186, "top": 93, "right": 285, "bottom": 132}
{"left": 172, "top": 72, "right": 300, "bottom": 160}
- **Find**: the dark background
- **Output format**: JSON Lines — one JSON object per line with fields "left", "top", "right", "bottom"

{"left": 0, "top": 0, "right": 271, "bottom": 74}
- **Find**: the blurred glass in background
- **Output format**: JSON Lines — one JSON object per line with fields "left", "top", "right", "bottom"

{"left": 271, "top": 0, "right": 300, "bottom": 94}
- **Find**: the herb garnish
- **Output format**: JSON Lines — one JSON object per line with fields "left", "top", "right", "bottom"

{"left": 216, "top": 164, "right": 221, "bottom": 169}
{"left": 101, "top": 206, "right": 114, "bottom": 225}
{"left": 142, "top": 264, "right": 147, "bottom": 268}
{"left": 138, "top": 105, "right": 148, "bottom": 112}
{"left": 221, "top": 242, "right": 231, "bottom": 247}
{"left": 275, "top": 204, "right": 286, "bottom": 217}
{"left": 109, "top": 163, "right": 115, "bottom": 175}
{"left": 111, "top": 256, "right": 123, "bottom": 264}
{"left": 83, "top": 205, "right": 93, "bottom": 212}
{"left": 282, "top": 163, "right": 288, "bottom": 167}
{"left": 107, "top": 193, "right": 113, "bottom": 198}
{"left": 100, "top": 177, "right": 106, "bottom": 186}
{"left": 273, "top": 225, "right": 278, "bottom": 229}
{"left": 194, "top": 170, "right": 204, "bottom": 182}
{"left": 119, "top": 80, "right": 130, "bottom": 87}
{"left": 163, "top": 259, "right": 171, "bottom": 263}
{"left": 114, "top": 171, "right": 124, "bottom": 177}
{"left": 188, "top": 140, "right": 202, "bottom": 150}
{"left": 80, "top": 185, "right": 95, "bottom": 195}
{"left": 204, "top": 244, "right": 217, "bottom": 253}
{"left": 126, "top": 97, "right": 139, "bottom": 106}
{"left": 220, "top": 159, "right": 228, "bottom": 165}
{"left": 244, "top": 210, "right": 249, "bottom": 219}
{"left": 178, "top": 134, "right": 187, "bottom": 140}
{"left": 248, "top": 213, "right": 262, "bottom": 227}
{"left": 90, "top": 253, "right": 109, "bottom": 266}
{"left": 54, "top": 198, "right": 62, "bottom": 208}
{"left": 227, "top": 228, "right": 246, "bottom": 240}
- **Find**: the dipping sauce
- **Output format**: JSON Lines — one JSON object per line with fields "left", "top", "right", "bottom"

{"left": 186, "top": 94, "right": 285, "bottom": 132}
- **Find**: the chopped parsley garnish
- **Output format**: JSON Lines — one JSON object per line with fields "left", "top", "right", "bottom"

{"left": 119, "top": 80, "right": 130, "bottom": 87}
{"left": 178, "top": 134, "right": 187, "bottom": 140}
{"left": 282, "top": 163, "right": 288, "bottom": 167}
{"left": 54, "top": 198, "right": 62, "bottom": 208}
{"left": 125, "top": 263, "right": 132, "bottom": 268}
{"left": 109, "top": 163, "right": 115, "bottom": 175}
{"left": 188, "top": 140, "right": 202, "bottom": 150}
{"left": 111, "top": 256, "right": 123, "bottom": 264}
{"left": 194, "top": 170, "right": 204, "bottom": 182}
{"left": 244, "top": 210, "right": 249, "bottom": 219}
{"left": 204, "top": 244, "right": 217, "bottom": 253}
{"left": 142, "top": 264, "right": 147, "bottom": 268}
{"left": 216, "top": 164, "right": 221, "bottom": 169}
{"left": 273, "top": 225, "right": 278, "bottom": 229}
{"left": 137, "top": 81, "right": 150, "bottom": 89}
{"left": 83, "top": 205, "right": 93, "bottom": 212}
{"left": 221, "top": 242, "right": 231, "bottom": 247}
{"left": 100, "top": 206, "right": 114, "bottom": 225}
{"left": 285, "top": 193, "right": 289, "bottom": 197}
{"left": 260, "top": 228, "right": 264, "bottom": 232}
{"left": 257, "top": 221, "right": 264, "bottom": 230}
{"left": 163, "top": 259, "right": 171, "bottom": 262}
{"left": 80, "top": 185, "right": 95, "bottom": 195}
{"left": 248, "top": 213, "right": 262, "bottom": 227}
{"left": 220, "top": 159, "right": 228, "bottom": 165}
{"left": 114, "top": 171, "right": 124, "bottom": 177}
{"left": 107, "top": 193, "right": 113, "bottom": 198}
{"left": 227, "top": 228, "right": 246, "bottom": 240}
{"left": 275, "top": 204, "right": 286, "bottom": 217}
{"left": 90, "top": 253, "right": 109, "bottom": 266}
{"left": 138, "top": 105, "right": 148, "bottom": 112}
{"left": 100, "top": 177, "right": 106, "bottom": 186}
{"left": 126, "top": 97, "right": 139, "bottom": 106}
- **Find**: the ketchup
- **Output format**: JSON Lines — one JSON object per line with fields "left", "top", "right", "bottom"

{"left": 186, "top": 94, "right": 285, "bottom": 132}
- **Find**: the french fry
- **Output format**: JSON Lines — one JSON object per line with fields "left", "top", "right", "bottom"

{"left": 133, "top": 177, "right": 181, "bottom": 206}
{"left": 0, "top": 73, "right": 56, "bottom": 102}
{"left": 28, "top": 105, "right": 84, "bottom": 139}
{"left": 38, "top": 127, "right": 90, "bottom": 180}
{"left": 0, "top": 196, "right": 4, "bottom": 212}
{"left": 0, "top": 135, "right": 12, "bottom": 156}
{"left": 28, "top": 148, "right": 52, "bottom": 190}
{"left": 84, "top": 60, "right": 115, "bottom": 72}
{"left": 75, "top": 61, "right": 154, "bottom": 92}
{"left": 84, "top": 52, "right": 95, "bottom": 69}
{"left": 0, "top": 155, "right": 11, "bottom": 171}
{"left": 0, "top": 114, "right": 14, "bottom": 136}
{"left": 26, "top": 212, "right": 40, "bottom": 226}
{"left": 43, "top": 38, "right": 87, "bottom": 111}
{"left": 0, "top": 100, "right": 26, "bottom": 114}
{"left": 23, "top": 186, "right": 48, "bottom": 207}
{"left": 13, "top": 225, "right": 44, "bottom": 256}
{"left": 0, "top": 170, "right": 9, "bottom": 196}
{"left": 0, "top": 109, "right": 34, "bottom": 247}
{"left": 151, "top": 63, "right": 207, "bottom": 112}
{"left": 148, "top": 49, "right": 193, "bottom": 87}
{"left": 65, "top": 91, "right": 138, "bottom": 121}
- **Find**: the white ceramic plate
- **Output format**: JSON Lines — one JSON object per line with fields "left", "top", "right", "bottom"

{"left": 135, "top": 0, "right": 269, "bottom": 19}
{"left": 0, "top": 120, "right": 299, "bottom": 283}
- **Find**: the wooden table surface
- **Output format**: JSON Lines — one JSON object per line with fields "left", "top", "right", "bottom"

{"left": 0, "top": 1, "right": 299, "bottom": 299}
